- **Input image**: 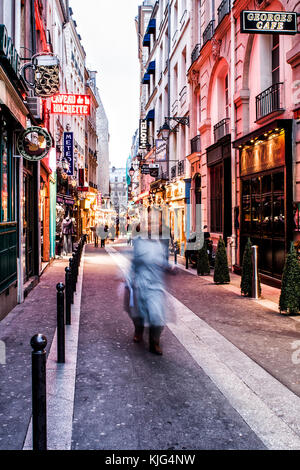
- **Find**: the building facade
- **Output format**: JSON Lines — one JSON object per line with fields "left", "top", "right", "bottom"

{"left": 187, "top": 0, "right": 300, "bottom": 283}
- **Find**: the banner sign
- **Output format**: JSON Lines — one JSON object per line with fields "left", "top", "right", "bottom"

{"left": 17, "top": 127, "right": 52, "bottom": 161}
{"left": 63, "top": 132, "right": 74, "bottom": 176}
{"left": 78, "top": 168, "right": 85, "bottom": 187}
{"left": 240, "top": 11, "right": 298, "bottom": 34}
{"left": 155, "top": 139, "right": 167, "bottom": 162}
{"left": 50, "top": 94, "right": 91, "bottom": 115}
{"left": 139, "top": 119, "right": 149, "bottom": 150}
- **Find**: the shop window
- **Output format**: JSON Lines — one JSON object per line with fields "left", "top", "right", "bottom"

{"left": 210, "top": 163, "right": 223, "bottom": 233}
{"left": 0, "top": 116, "right": 14, "bottom": 223}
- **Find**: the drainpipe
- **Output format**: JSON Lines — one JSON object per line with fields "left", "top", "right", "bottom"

{"left": 230, "top": 1, "right": 236, "bottom": 268}
{"left": 167, "top": 0, "right": 171, "bottom": 180}
{"left": 30, "top": 0, "right": 36, "bottom": 54}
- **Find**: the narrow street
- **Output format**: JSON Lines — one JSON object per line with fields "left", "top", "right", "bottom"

{"left": 1, "top": 242, "right": 300, "bottom": 451}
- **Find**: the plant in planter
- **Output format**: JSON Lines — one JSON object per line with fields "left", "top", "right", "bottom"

{"left": 214, "top": 237, "right": 230, "bottom": 284}
{"left": 197, "top": 240, "right": 210, "bottom": 276}
{"left": 279, "top": 242, "right": 300, "bottom": 315}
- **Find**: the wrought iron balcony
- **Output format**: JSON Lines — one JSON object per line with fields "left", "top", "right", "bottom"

{"left": 191, "top": 44, "right": 201, "bottom": 64}
{"left": 171, "top": 165, "right": 177, "bottom": 179}
{"left": 191, "top": 135, "right": 201, "bottom": 154}
{"left": 179, "top": 85, "right": 187, "bottom": 106}
{"left": 171, "top": 99, "right": 178, "bottom": 115}
{"left": 217, "top": 0, "right": 230, "bottom": 25}
{"left": 180, "top": 10, "right": 187, "bottom": 30}
{"left": 178, "top": 160, "right": 185, "bottom": 176}
{"left": 256, "top": 82, "right": 284, "bottom": 121}
{"left": 203, "top": 20, "right": 214, "bottom": 46}
{"left": 213, "top": 117, "right": 230, "bottom": 142}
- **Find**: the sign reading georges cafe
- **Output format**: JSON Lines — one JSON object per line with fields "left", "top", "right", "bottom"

{"left": 50, "top": 94, "right": 91, "bottom": 115}
{"left": 240, "top": 10, "right": 298, "bottom": 34}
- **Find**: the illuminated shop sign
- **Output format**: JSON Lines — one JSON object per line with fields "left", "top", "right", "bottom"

{"left": 63, "top": 132, "right": 74, "bottom": 176}
{"left": 240, "top": 11, "right": 298, "bottom": 34}
{"left": 17, "top": 127, "right": 52, "bottom": 161}
{"left": 0, "top": 24, "right": 21, "bottom": 77}
{"left": 139, "top": 119, "right": 149, "bottom": 150}
{"left": 50, "top": 94, "right": 91, "bottom": 115}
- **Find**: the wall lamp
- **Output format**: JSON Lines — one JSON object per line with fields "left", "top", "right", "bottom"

{"left": 158, "top": 116, "right": 190, "bottom": 141}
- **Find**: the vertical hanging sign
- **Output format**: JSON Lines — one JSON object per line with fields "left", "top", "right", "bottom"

{"left": 63, "top": 132, "right": 74, "bottom": 176}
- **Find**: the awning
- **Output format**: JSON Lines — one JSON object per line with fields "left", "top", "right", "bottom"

{"left": 146, "top": 18, "right": 156, "bottom": 35}
{"left": 142, "top": 73, "right": 150, "bottom": 84}
{"left": 147, "top": 61, "right": 155, "bottom": 75}
{"left": 143, "top": 33, "right": 151, "bottom": 47}
{"left": 146, "top": 109, "right": 155, "bottom": 122}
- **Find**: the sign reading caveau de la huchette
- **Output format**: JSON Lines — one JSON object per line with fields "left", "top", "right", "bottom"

{"left": 240, "top": 11, "right": 298, "bottom": 35}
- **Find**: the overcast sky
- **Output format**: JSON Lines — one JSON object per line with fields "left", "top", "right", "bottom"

{"left": 70, "top": 0, "right": 141, "bottom": 168}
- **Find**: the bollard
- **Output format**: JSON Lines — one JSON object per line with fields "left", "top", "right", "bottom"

{"left": 185, "top": 253, "right": 189, "bottom": 269}
{"left": 252, "top": 245, "right": 260, "bottom": 299}
{"left": 69, "top": 258, "right": 74, "bottom": 304}
{"left": 72, "top": 252, "right": 77, "bottom": 292}
{"left": 31, "top": 334, "right": 47, "bottom": 451}
{"left": 174, "top": 242, "right": 178, "bottom": 265}
{"left": 56, "top": 283, "right": 65, "bottom": 363}
{"left": 65, "top": 267, "right": 72, "bottom": 326}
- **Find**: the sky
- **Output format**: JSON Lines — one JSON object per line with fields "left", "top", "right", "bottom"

{"left": 70, "top": 0, "right": 141, "bottom": 169}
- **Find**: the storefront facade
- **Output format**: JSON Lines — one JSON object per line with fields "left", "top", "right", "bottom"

{"left": 234, "top": 120, "right": 293, "bottom": 280}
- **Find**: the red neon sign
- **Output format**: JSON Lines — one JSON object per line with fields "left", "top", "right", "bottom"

{"left": 50, "top": 94, "right": 91, "bottom": 115}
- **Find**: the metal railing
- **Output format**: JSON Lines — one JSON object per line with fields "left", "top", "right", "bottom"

{"left": 191, "top": 43, "right": 201, "bottom": 64}
{"left": 178, "top": 160, "right": 185, "bottom": 176}
{"left": 180, "top": 10, "right": 187, "bottom": 30}
{"left": 203, "top": 20, "right": 214, "bottom": 46}
{"left": 171, "top": 99, "right": 178, "bottom": 115}
{"left": 172, "top": 29, "right": 178, "bottom": 47}
{"left": 256, "top": 82, "right": 284, "bottom": 121}
{"left": 191, "top": 135, "right": 201, "bottom": 154}
{"left": 213, "top": 117, "right": 230, "bottom": 142}
{"left": 171, "top": 165, "right": 177, "bottom": 179}
{"left": 217, "top": 0, "right": 230, "bottom": 25}
{"left": 179, "top": 85, "right": 187, "bottom": 106}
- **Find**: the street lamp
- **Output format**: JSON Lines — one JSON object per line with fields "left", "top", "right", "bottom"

{"left": 129, "top": 165, "right": 135, "bottom": 178}
{"left": 158, "top": 116, "right": 190, "bottom": 141}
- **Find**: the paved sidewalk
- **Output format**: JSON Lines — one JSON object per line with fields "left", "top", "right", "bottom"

{"left": 0, "top": 258, "right": 68, "bottom": 450}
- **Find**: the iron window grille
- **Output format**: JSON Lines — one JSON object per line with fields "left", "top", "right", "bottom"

{"left": 213, "top": 118, "right": 230, "bottom": 142}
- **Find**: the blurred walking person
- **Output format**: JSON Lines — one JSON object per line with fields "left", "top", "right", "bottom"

{"left": 125, "top": 235, "right": 169, "bottom": 355}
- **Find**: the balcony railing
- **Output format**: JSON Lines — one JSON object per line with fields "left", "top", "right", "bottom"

{"left": 256, "top": 82, "right": 284, "bottom": 121}
{"left": 172, "top": 29, "right": 178, "bottom": 47}
{"left": 213, "top": 117, "right": 230, "bottom": 142}
{"left": 217, "top": 0, "right": 230, "bottom": 25}
{"left": 179, "top": 85, "right": 187, "bottom": 106}
{"left": 180, "top": 10, "right": 187, "bottom": 30}
{"left": 203, "top": 20, "right": 214, "bottom": 46}
{"left": 191, "top": 135, "right": 201, "bottom": 154}
{"left": 171, "top": 99, "right": 178, "bottom": 115}
{"left": 191, "top": 43, "right": 201, "bottom": 64}
{"left": 171, "top": 165, "right": 177, "bottom": 179}
{"left": 178, "top": 160, "right": 185, "bottom": 176}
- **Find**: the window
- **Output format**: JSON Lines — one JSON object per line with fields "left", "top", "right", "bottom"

{"left": 272, "top": 35, "right": 280, "bottom": 84}
{"left": 210, "top": 163, "right": 223, "bottom": 233}
{"left": 0, "top": 115, "right": 14, "bottom": 223}
{"left": 225, "top": 74, "right": 229, "bottom": 118}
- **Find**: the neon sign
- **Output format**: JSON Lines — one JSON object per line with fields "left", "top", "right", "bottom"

{"left": 50, "top": 94, "right": 91, "bottom": 115}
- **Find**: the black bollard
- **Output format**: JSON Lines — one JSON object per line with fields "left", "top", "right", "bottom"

{"left": 56, "top": 283, "right": 65, "bottom": 363}
{"left": 69, "top": 258, "right": 74, "bottom": 304}
{"left": 65, "top": 267, "right": 72, "bottom": 326}
{"left": 72, "top": 252, "right": 77, "bottom": 292}
{"left": 31, "top": 334, "right": 47, "bottom": 451}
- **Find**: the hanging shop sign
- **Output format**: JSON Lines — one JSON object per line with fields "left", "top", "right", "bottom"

{"left": 50, "top": 94, "right": 91, "bottom": 115}
{"left": 139, "top": 119, "right": 149, "bottom": 150}
{"left": 63, "top": 132, "right": 74, "bottom": 176}
{"left": 17, "top": 127, "right": 52, "bottom": 161}
{"left": 0, "top": 24, "right": 21, "bottom": 78}
{"left": 240, "top": 11, "right": 298, "bottom": 34}
{"left": 155, "top": 139, "right": 167, "bottom": 162}
{"left": 21, "top": 53, "right": 60, "bottom": 98}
